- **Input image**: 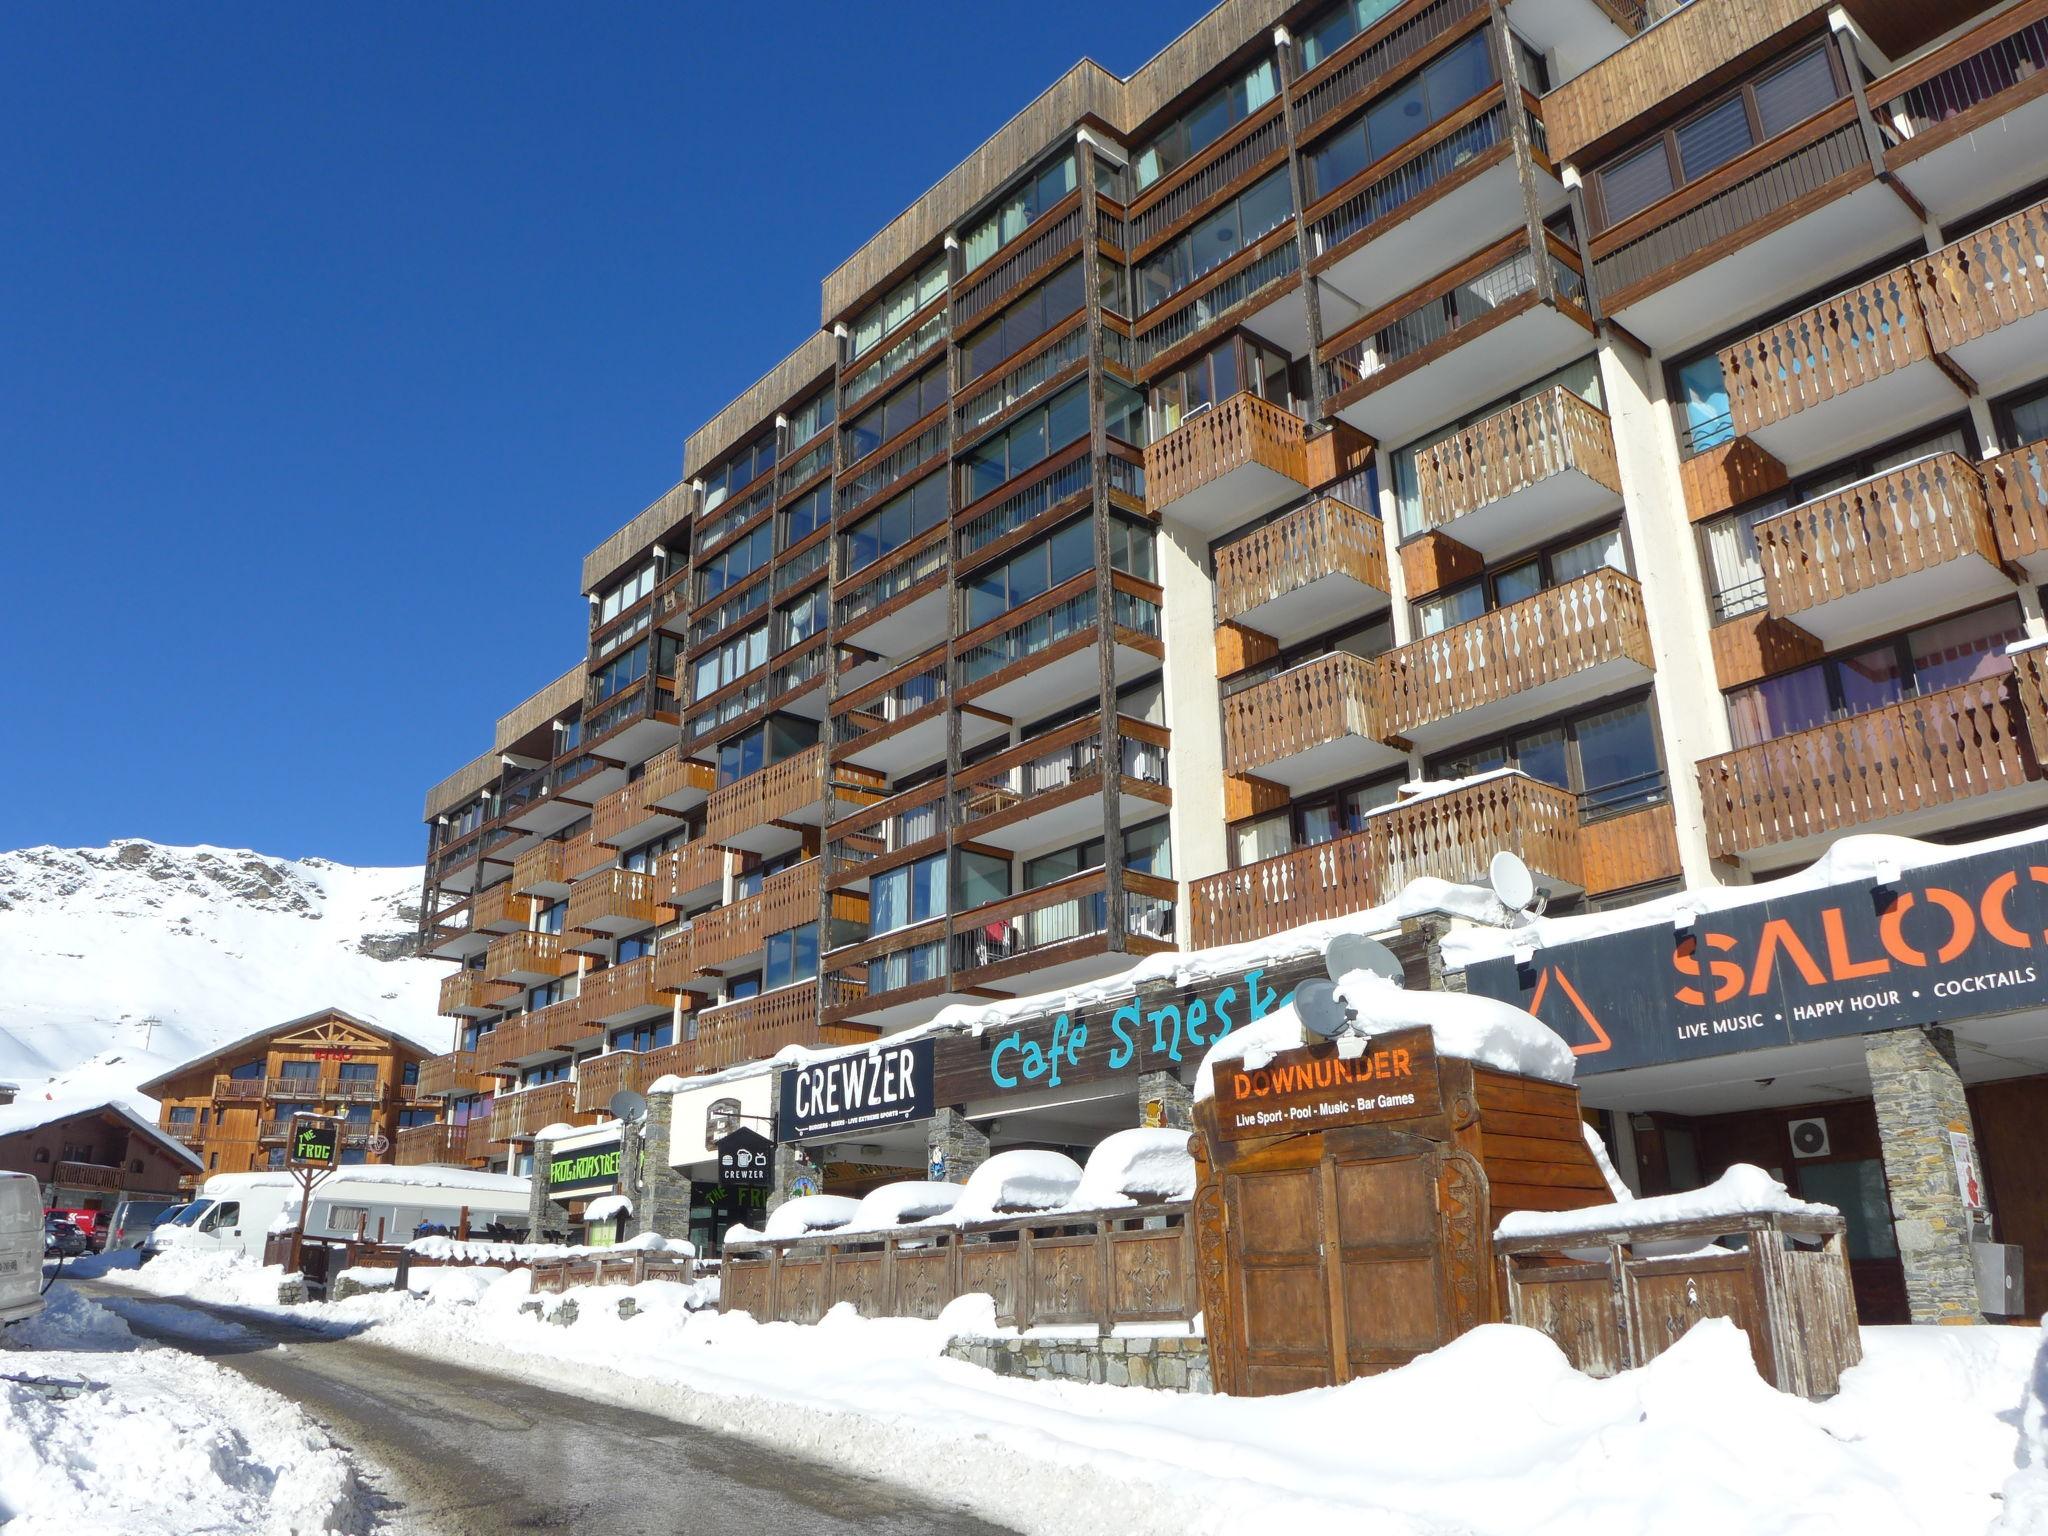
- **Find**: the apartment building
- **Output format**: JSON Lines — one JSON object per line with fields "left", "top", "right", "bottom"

{"left": 140, "top": 1009, "right": 440, "bottom": 1187}
{"left": 403, "top": 0, "right": 2048, "bottom": 1318}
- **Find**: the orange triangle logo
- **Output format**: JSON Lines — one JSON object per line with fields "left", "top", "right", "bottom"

{"left": 1526, "top": 966, "right": 1613, "bottom": 1057}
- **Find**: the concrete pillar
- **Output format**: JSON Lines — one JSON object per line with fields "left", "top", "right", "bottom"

{"left": 526, "top": 1135, "right": 555, "bottom": 1241}
{"left": 631, "top": 1092, "right": 694, "bottom": 1241}
{"left": 1154, "top": 522, "right": 1230, "bottom": 912}
{"left": 1864, "top": 1026, "right": 1984, "bottom": 1325}
{"left": 926, "top": 1108, "right": 989, "bottom": 1184}
{"left": 1138, "top": 1070, "right": 1192, "bottom": 1131}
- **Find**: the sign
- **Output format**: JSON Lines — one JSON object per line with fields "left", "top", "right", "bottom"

{"left": 366, "top": 1134, "right": 391, "bottom": 1156}
{"left": 547, "top": 1135, "right": 622, "bottom": 1198}
{"left": 716, "top": 1127, "right": 775, "bottom": 1188}
{"left": 1212, "top": 1029, "right": 1442, "bottom": 1142}
{"left": 932, "top": 966, "right": 1302, "bottom": 1104}
{"left": 780, "top": 1039, "right": 933, "bottom": 1141}
{"left": 288, "top": 1115, "right": 342, "bottom": 1169}
{"left": 788, "top": 1170, "right": 822, "bottom": 1200}
{"left": 1950, "top": 1127, "right": 1983, "bottom": 1208}
{"left": 1467, "top": 842, "right": 2048, "bottom": 1075}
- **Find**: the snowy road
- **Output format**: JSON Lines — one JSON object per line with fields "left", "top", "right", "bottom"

{"left": 72, "top": 1281, "right": 1011, "bottom": 1535}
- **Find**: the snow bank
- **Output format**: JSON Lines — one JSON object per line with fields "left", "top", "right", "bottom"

{"left": 756, "top": 1194, "right": 861, "bottom": 1241}
{"left": 583, "top": 1193, "right": 632, "bottom": 1222}
{"left": 408, "top": 1230, "right": 692, "bottom": 1264}
{"left": 2001, "top": 1322, "right": 2048, "bottom": 1531}
{"left": 1496, "top": 1164, "right": 1837, "bottom": 1241}
{"left": 844, "top": 1181, "right": 962, "bottom": 1233}
{"left": 943, "top": 1150, "right": 1083, "bottom": 1224}
{"left": 1068, "top": 1128, "right": 1195, "bottom": 1208}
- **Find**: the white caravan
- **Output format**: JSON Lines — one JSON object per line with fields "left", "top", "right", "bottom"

{"left": 0, "top": 1172, "right": 45, "bottom": 1325}
{"left": 147, "top": 1165, "right": 529, "bottom": 1263}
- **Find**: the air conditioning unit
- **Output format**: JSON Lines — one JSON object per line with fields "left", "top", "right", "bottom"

{"left": 1789, "top": 1117, "right": 1832, "bottom": 1159}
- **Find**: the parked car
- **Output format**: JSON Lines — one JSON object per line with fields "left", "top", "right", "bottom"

{"left": 105, "top": 1198, "right": 184, "bottom": 1253}
{"left": 46, "top": 1207, "right": 108, "bottom": 1251}
{"left": 43, "top": 1215, "right": 88, "bottom": 1259}
{"left": 0, "top": 1174, "right": 44, "bottom": 1325}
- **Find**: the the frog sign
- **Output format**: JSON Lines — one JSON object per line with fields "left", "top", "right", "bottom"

{"left": 289, "top": 1114, "right": 342, "bottom": 1169}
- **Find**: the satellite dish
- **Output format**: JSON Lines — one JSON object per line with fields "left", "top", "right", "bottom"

{"left": 608, "top": 1089, "right": 649, "bottom": 1125}
{"left": 1293, "top": 978, "right": 1350, "bottom": 1039}
{"left": 1324, "top": 932, "right": 1404, "bottom": 986}
{"left": 1490, "top": 851, "right": 1536, "bottom": 912}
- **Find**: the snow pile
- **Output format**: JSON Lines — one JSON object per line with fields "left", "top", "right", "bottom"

{"left": 583, "top": 1194, "right": 633, "bottom": 1222}
{"left": 205, "top": 1164, "right": 529, "bottom": 1195}
{"left": 0, "top": 1290, "right": 366, "bottom": 1535}
{"left": 408, "top": 1230, "right": 692, "bottom": 1264}
{"left": 844, "top": 1181, "right": 962, "bottom": 1233}
{"left": 1497, "top": 1165, "right": 1837, "bottom": 1241}
{"left": 0, "top": 840, "right": 445, "bottom": 1113}
{"left": 1068, "top": 1128, "right": 1195, "bottom": 1208}
{"left": 756, "top": 1195, "right": 861, "bottom": 1241}
{"left": 2001, "top": 1322, "right": 2048, "bottom": 1532}
{"left": 943, "top": 1150, "right": 1083, "bottom": 1224}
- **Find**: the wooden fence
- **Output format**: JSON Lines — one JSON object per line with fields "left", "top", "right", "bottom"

{"left": 721, "top": 1204, "right": 1200, "bottom": 1330}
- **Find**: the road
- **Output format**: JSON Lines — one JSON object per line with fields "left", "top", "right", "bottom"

{"left": 71, "top": 1280, "right": 1012, "bottom": 1536}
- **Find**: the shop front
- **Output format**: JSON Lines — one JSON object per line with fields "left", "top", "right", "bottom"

{"left": 1463, "top": 832, "right": 2048, "bottom": 1324}
{"left": 665, "top": 1073, "right": 777, "bottom": 1252}
{"left": 542, "top": 1124, "right": 625, "bottom": 1245}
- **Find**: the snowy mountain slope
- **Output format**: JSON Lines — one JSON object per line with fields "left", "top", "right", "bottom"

{"left": 0, "top": 840, "right": 449, "bottom": 1114}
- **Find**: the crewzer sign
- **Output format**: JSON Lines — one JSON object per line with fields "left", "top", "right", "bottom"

{"left": 1213, "top": 1028, "right": 1442, "bottom": 1141}
{"left": 289, "top": 1115, "right": 341, "bottom": 1169}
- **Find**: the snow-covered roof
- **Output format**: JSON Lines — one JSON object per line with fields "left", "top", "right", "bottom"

{"left": 1444, "top": 827, "right": 2048, "bottom": 970}
{"left": 198, "top": 1164, "right": 528, "bottom": 1194}
{"left": 1495, "top": 1164, "right": 1836, "bottom": 1241}
{"left": 583, "top": 1193, "right": 633, "bottom": 1222}
{"left": 0, "top": 1094, "right": 203, "bottom": 1169}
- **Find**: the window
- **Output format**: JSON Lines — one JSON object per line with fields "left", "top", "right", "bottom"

{"left": 693, "top": 624, "right": 767, "bottom": 702}
{"left": 696, "top": 524, "right": 773, "bottom": 601}
{"left": 958, "top": 383, "right": 1090, "bottom": 503}
{"left": 1134, "top": 57, "right": 1279, "bottom": 189}
{"left": 596, "top": 564, "right": 658, "bottom": 627}
{"left": 840, "top": 472, "right": 947, "bottom": 574}
{"left": 345, "top": 1103, "right": 373, "bottom": 1125}
{"left": 960, "top": 263, "right": 1086, "bottom": 386}
{"left": 1149, "top": 331, "right": 1296, "bottom": 437}
{"left": 962, "top": 153, "right": 1077, "bottom": 272}
{"left": 337, "top": 1062, "right": 376, "bottom": 1082}
{"left": 784, "top": 386, "right": 835, "bottom": 448}
{"left": 701, "top": 433, "right": 777, "bottom": 514}
{"left": 521, "top": 1061, "right": 570, "bottom": 1088}
{"left": 775, "top": 588, "right": 827, "bottom": 651}
{"left": 872, "top": 853, "right": 948, "bottom": 935}
{"left": 591, "top": 640, "right": 649, "bottom": 704}
{"left": 962, "top": 518, "right": 1094, "bottom": 628}
{"left": 764, "top": 924, "right": 820, "bottom": 989}
{"left": 727, "top": 974, "right": 762, "bottom": 1001}
{"left": 1022, "top": 819, "right": 1171, "bottom": 887}
{"left": 1998, "top": 382, "right": 2048, "bottom": 449}
{"left": 847, "top": 310, "right": 947, "bottom": 411}
{"left": 1432, "top": 699, "right": 1665, "bottom": 815}
{"left": 279, "top": 1060, "right": 319, "bottom": 1080}
{"left": 1135, "top": 171, "right": 1294, "bottom": 312}
{"left": 1591, "top": 45, "right": 1843, "bottom": 229}
{"left": 1724, "top": 601, "right": 2024, "bottom": 748}
{"left": 1104, "top": 380, "right": 1147, "bottom": 448}
{"left": 616, "top": 933, "right": 655, "bottom": 963}
{"left": 851, "top": 259, "right": 947, "bottom": 361}
{"left": 610, "top": 1021, "right": 674, "bottom": 1053}
{"left": 528, "top": 977, "right": 570, "bottom": 1010}
{"left": 1305, "top": 29, "right": 1498, "bottom": 201}
{"left": 715, "top": 714, "right": 818, "bottom": 786}
{"left": 1107, "top": 517, "right": 1156, "bottom": 582}
{"left": 1416, "top": 526, "right": 1626, "bottom": 634}
{"left": 844, "top": 364, "right": 947, "bottom": 462}
{"left": 402, "top": 1061, "right": 419, "bottom": 1086}
{"left": 780, "top": 482, "right": 830, "bottom": 550}
{"left": 168, "top": 1106, "right": 197, "bottom": 1126}
{"left": 1299, "top": 0, "right": 1405, "bottom": 71}
{"left": 535, "top": 900, "right": 566, "bottom": 936}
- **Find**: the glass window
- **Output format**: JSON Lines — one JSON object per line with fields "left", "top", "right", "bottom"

{"left": 1727, "top": 664, "right": 1837, "bottom": 749}
{"left": 1107, "top": 517, "right": 1156, "bottom": 581}
{"left": 1135, "top": 170, "right": 1294, "bottom": 312}
{"left": 1675, "top": 95, "right": 1754, "bottom": 181}
{"left": 958, "top": 382, "right": 1091, "bottom": 503}
{"left": 700, "top": 434, "right": 777, "bottom": 514}
{"left": 1126, "top": 818, "right": 1172, "bottom": 878}
{"left": 337, "top": 1062, "right": 377, "bottom": 1082}
{"left": 1306, "top": 29, "right": 1497, "bottom": 201}
{"left": 839, "top": 473, "right": 947, "bottom": 574}
{"left": 279, "top": 1059, "right": 318, "bottom": 1080}
{"left": 872, "top": 853, "right": 947, "bottom": 935}
{"left": 2007, "top": 387, "right": 2048, "bottom": 446}
{"left": 1417, "top": 584, "right": 1486, "bottom": 635}
{"left": 962, "top": 153, "right": 1076, "bottom": 272}
{"left": 1493, "top": 561, "right": 1544, "bottom": 609}
{"left": 784, "top": 387, "right": 834, "bottom": 448}
{"left": 1232, "top": 811, "right": 1291, "bottom": 867}
{"left": 780, "top": 483, "right": 830, "bottom": 549}
{"left": 764, "top": 924, "right": 820, "bottom": 989}
{"left": 955, "top": 850, "right": 1012, "bottom": 910}
{"left": 1552, "top": 529, "right": 1625, "bottom": 584}
{"left": 851, "top": 259, "right": 947, "bottom": 361}
{"left": 1696, "top": 501, "right": 1778, "bottom": 621}
{"left": 1911, "top": 607, "right": 2025, "bottom": 693}
{"left": 1754, "top": 46, "right": 1840, "bottom": 138}
{"left": 1575, "top": 703, "right": 1661, "bottom": 812}
{"left": 962, "top": 518, "right": 1096, "bottom": 628}
{"left": 1299, "top": 0, "right": 1405, "bottom": 71}
{"left": 1134, "top": 58, "right": 1280, "bottom": 189}
{"left": 960, "top": 262, "right": 1085, "bottom": 385}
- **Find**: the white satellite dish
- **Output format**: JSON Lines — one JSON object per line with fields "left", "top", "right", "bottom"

{"left": 608, "top": 1089, "right": 649, "bottom": 1125}
{"left": 1293, "top": 978, "right": 1350, "bottom": 1039}
{"left": 1324, "top": 932, "right": 1404, "bottom": 986}
{"left": 1489, "top": 851, "right": 1536, "bottom": 912}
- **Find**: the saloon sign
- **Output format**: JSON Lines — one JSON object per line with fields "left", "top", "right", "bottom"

{"left": 1467, "top": 842, "right": 2048, "bottom": 1073}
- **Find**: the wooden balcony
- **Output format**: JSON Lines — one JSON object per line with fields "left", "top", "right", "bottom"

{"left": 1755, "top": 454, "right": 2010, "bottom": 647}
{"left": 641, "top": 744, "right": 717, "bottom": 814}
{"left": 1913, "top": 196, "right": 2048, "bottom": 403}
{"left": 1223, "top": 652, "right": 1403, "bottom": 790}
{"left": 574, "top": 1041, "right": 697, "bottom": 1114}
{"left": 484, "top": 928, "right": 566, "bottom": 984}
{"left": 479, "top": 1002, "right": 590, "bottom": 1068}
{"left": 1213, "top": 497, "right": 1391, "bottom": 645}
{"left": 691, "top": 981, "right": 878, "bottom": 1073}
{"left": 459, "top": 1117, "right": 500, "bottom": 1161}
{"left": 578, "top": 956, "right": 665, "bottom": 1026}
{"left": 1411, "top": 387, "right": 1622, "bottom": 558}
{"left": 438, "top": 969, "right": 514, "bottom": 1018}
{"left": 826, "top": 780, "right": 948, "bottom": 882}
{"left": 951, "top": 716, "right": 1171, "bottom": 854}
{"left": 651, "top": 934, "right": 707, "bottom": 998}
{"left": 951, "top": 870, "right": 1177, "bottom": 988}
{"left": 691, "top": 887, "right": 765, "bottom": 973}
{"left": 510, "top": 838, "right": 567, "bottom": 897}
{"left": 1987, "top": 439, "right": 2048, "bottom": 579}
{"left": 1697, "top": 674, "right": 2048, "bottom": 864}
{"left": 589, "top": 780, "right": 681, "bottom": 853}
{"left": 415, "top": 1050, "right": 481, "bottom": 1100}
{"left": 489, "top": 1081, "right": 579, "bottom": 1143}
{"left": 1375, "top": 567, "right": 1655, "bottom": 748}
{"left": 393, "top": 1123, "right": 463, "bottom": 1166}
{"left": 470, "top": 878, "right": 528, "bottom": 934}
{"left": 654, "top": 839, "right": 726, "bottom": 912}
{"left": 565, "top": 868, "right": 657, "bottom": 935}
{"left": 1142, "top": 392, "right": 1368, "bottom": 537}
{"left": 1187, "top": 773, "right": 1584, "bottom": 949}
{"left": 704, "top": 744, "right": 884, "bottom": 855}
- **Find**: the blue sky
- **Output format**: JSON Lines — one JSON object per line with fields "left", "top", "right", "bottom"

{"left": 0, "top": 3, "right": 1184, "bottom": 867}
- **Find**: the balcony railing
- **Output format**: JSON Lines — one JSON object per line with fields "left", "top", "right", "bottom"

{"left": 478, "top": 1001, "right": 587, "bottom": 1068}
{"left": 394, "top": 1123, "right": 463, "bottom": 1166}
{"left": 489, "top": 1081, "right": 578, "bottom": 1143}
{"left": 1698, "top": 675, "right": 2046, "bottom": 861}
{"left": 565, "top": 868, "right": 657, "bottom": 933}
{"left": 415, "top": 1050, "right": 481, "bottom": 1100}
{"left": 835, "top": 529, "right": 947, "bottom": 631}
{"left": 1912, "top": 196, "right": 2048, "bottom": 358}
{"left": 1375, "top": 567, "right": 1653, "bottom": 740}
{"left": 704, "top": 745, "right": 882, "bottom": 847}
{"left": 956, "top": 451, "right": 1092, "bottom": 559}
{"left": 1987, "top": 439, "right": 2048, "bottom": 568}
{"left": 1215, "top": 497, "right": 1389, "bottom": 629}
{"left": 1143, "top": 392, "right": 1315, "bottom": 516}
{"left": 484, "top": 929, "right": 565, "bottom": 983}
{"left": 690, "top": 980, "right": 877, "bottom": 1072}
{"left": 834, "top": 657, "right": 947, "bottom": 740}
{"left": 510, "top": 838, "right": 566, "bottom": 895}
{"left": 1308, "top": 90, "right": 1521, "bottom": 264}
{"left": 1878, "top": 3, "right": 2048, "bottom": 156}
{"left": 438, "top": 969, "right": 514, "bottom": 1017}
{"left": 1133, "top": 233, "right": 1301, "bottom": 367}
{"left": 640, "top": 745, "right": 717, "bottom": 811}
{"left": 1188, "top": 773, "right": 1584, "bottom": 948}
{"left": 578, "top": 955, "right": 662, "bottom": 1022}
{"left": 1411, "top": 387, "right": 1621, "bottom": 536}
{"left": 1291, "top": 0, "right": 1485, "bottom": 136}
{"left": 1223, "top": 652, "right": 1383, "bottom": 777}
{"left": 471, "top": 879, "right": 526, "bottom": 932}
{"left": 827, "top": 781, "right": 948, "bottom": 871}
{"left": 1756, "top": 453, "right": 2001, "bottom": 622}
{"left": 654, "top": 839, "right": 725, "bottom": 911}
{"left": 1720, "top": 266, "right": 1931, "bottom": 441}
{"left": 955, "top": 318, "right": 1090, "bottom": 436}
{"left": 574, "top": 1041, "right": 697, "bottom": 1114}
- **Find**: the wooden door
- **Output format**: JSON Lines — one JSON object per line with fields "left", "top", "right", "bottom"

{"left": 1223, "top": 1138, "right": 1336, "bottom": 1397}
{"left": 1326, "top": 1145, "right": 1448, "bottom": 1378}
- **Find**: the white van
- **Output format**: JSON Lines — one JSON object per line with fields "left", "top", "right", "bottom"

{"left": 0, "top": 1172, "right": 45, "bottom": 1325}
{"left": 147, "top": 1166, "right": 530, "bottom": 1264}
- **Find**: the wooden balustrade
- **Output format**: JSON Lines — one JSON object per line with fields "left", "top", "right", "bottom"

{"left": 759, "top": 859, "right": 823, "bottom": 937}
{"left": 691, "top": 982, "right": 877, "bottom": 1072}
{"left": 1187, "top": 773, "right": 1583, "bottom": 948}
{"left": 1912, "top": 196, "right": 2048, "bottom": 355}
{"left": 588, "top": 785, "right": 647, "bottom": 849}
{"left": 565, "top": 868, "right": 657, "bottom": 932}
{"left": 459, "top": 1117, "right": 500, "bottom": 1160}
{"left": 1756, "top": 454, "right": 2000, "bottom": 619}
{"left": 1412, "top": 387, "right": 1621, "bottom": 532}
{"left": 654, "top": 839, "right": 726, "bottom": 910}
{"left": 484, "top": 929, "right": 565, "bottom": 982}
{"left": 510, "top": 838, "right": 565, "bottom": 895}
{"left": 1224, "top": 651, "right": 1382, "bottom": 776}
{"left": 1141, "top": 391, "right": 1314, "bottom": 513}
{"left": 692, "top": 887, "right": 766, "bottom": 970}
{"left": 641, "top": 744, "right": 718, "bottom": 809}
{"left": 1697, "top": 675, "right": 2046, "bottom": 860}
{"left": 471, "top": 879, "right": 526, "bottom": 931}
{"left": 574, "top": 1041, "right": 697, "bottom": 1113}
{"left": 489, "top": 1081, "right": 578, "bottom": 1142}
{"left": 438, "top": 969, "right": 514, "bottom": 1017}
{"left": 1987, "top": 439, "right": 2048, "bottom": 568}
{"left": 1214, "top": 497, "right": 1389, "bottom": 626}
{"left": 826, "top": 780, "right": 948, "bottom": 869}
{"left": 393, "top": 1122, "right": 464, "bottom": 1166}
{"left": 652, "top": 933, "right": 698, "bottom": 995}
{"left": 705, "top": 745, "right": 885, "bottom": 846}
{"left": 1375, "top": 568, "right": 1653, "bottom": 739}
{"left": 1719, "top": 267, "right": 1932, "bottom": 439}
{"left": 578, "top": 956, "right": 660, "bottom": 1021}
{"left": 415, "top": 1051, "right": 481, "bottom": 1100}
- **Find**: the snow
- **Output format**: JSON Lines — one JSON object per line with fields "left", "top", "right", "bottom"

{"left": 843, "top": 1181, "right": 961, "bottom": 1232}
{"left": 407, "top": 1230, "right": 691, "bottom": 1264}
{"left": 0, "top": 840, "right": 447, "bottom": 1114}
{"left": 1497, "top": 1164, "right": 1837, "bottom": 1241}
{"left": 0, "top": 1288, "right": 367, "bottom": 1534}
{"left": 1194, "top": 970, "right": 1576, "bottom": 1101}
{"left": 942, "top": 1150, "right": 1083, "bottom": 1224}
{"left": 2001, "top": 1323, "right": 2048, "bottom": 1531}
{"left": 198, "top": 1163, "right": 529, "bottom": 1195}
{"left": 1067, "top": 1128, "right": 1195, "bottom": 1208}
{"left": 1444, "top": 825, "right": 2048, "bottom": 969}
{"left": 82, "top": 1251, "right": 2040, "bottom": 1536}
{"left": 757, "top": 1194, "right": 861, "bottom": 1240}
{"left": 1581, "top": 1120, "right": 1632, "bottom": 1200}
{"left": 583, "top": 1193, "right": 632, "bottom": 1222}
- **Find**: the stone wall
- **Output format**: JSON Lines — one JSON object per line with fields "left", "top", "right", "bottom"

{"left": 633, "top": 1092, "right": 694, "bottom": 1240}
{"left": 944, "top": 1334, "right": 1211, "bottom": 1392}
{"left": 1864, "top": 1025, "right": 1984, "bottom": 1324}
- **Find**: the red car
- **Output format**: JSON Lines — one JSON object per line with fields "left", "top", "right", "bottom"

{"left": 46, "top": 1208, "right": 107, "bottom": 1251}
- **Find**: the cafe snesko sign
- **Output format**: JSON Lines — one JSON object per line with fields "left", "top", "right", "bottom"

{"left": 1466, "top": 840, "right": 2048, "bottom": 1074}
